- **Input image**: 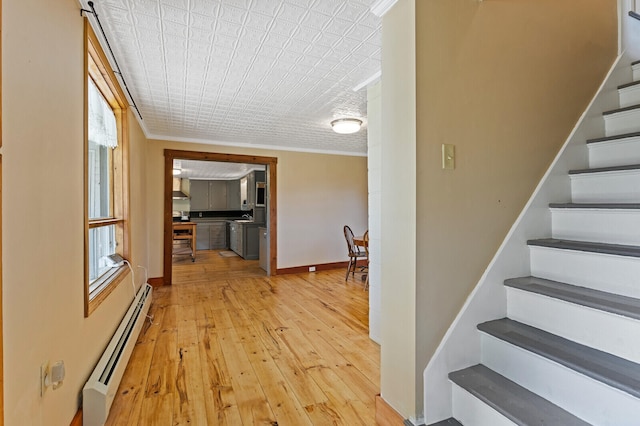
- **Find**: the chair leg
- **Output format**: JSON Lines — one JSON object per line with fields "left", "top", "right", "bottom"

{"left": 345, "top": 257, "right": 352, "bottom": 281}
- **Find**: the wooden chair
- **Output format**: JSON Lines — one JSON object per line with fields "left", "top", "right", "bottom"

{"left": 363, "top": 230, "right": 369, "bottom": 290}
{"left": 343, "top": 225, "right": 367, "bottom": 281}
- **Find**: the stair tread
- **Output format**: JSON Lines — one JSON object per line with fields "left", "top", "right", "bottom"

{"left": 548, "top": 202, "right": 640, "bottom": 209}
{"left": 619, "top": 80, "right": 640, "bottom": 90}
{"left": 527, "top": 238, "right": 640, "bottom": 258}
{"left": 449, "top": 364, "right": 590, "bottom": 425}
{"left": 505, "top": 276, "right": 640, "bottom": 320}
{"left": 586, "top": 131, "right": 640, "bottom": 144}
{"left": 427, "top": 419, "right": 462, "bottom": 426}
{"left": 568, "top": 163, "right": 640, "bottom": 175}
{"left": 478, "top": 318, "right": 640, "bottom": 398}
{"left": 603, "top": 103, "right": 640, "bottom": 116}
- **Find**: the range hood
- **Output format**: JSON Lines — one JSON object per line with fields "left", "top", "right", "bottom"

{"left": 172, "top": 178, "right": 189, "bottom": 199}
{"left": 172, "top": 190, "right": 189, "bottom": 200}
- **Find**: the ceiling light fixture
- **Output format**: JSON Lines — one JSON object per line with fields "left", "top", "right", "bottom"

{"left": 172, "top": 168, "right": 181, "bottom": 176}
{"left": 331, "top": 118, "right": 362, "bottom": 134}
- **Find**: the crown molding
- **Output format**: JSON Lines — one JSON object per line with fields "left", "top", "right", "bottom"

{"left": 370, "top": 0, "right": 399, "bottom": 17}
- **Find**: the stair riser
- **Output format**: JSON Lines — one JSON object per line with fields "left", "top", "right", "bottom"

{"left": 570, "top": 170, "right": 640, "bottom": 203}
{"left": 507, "top": 288, "right": 640, "bottom": 364}
{"left": 633, "top": 64, "right": 640, "bottom": 82}
{"left": 604, "top": 108, "right": 640, "bottom": 136}
{"left": 588, "top": 137, "right": 640, "bottom": 168}
{"left": 619, "top": 85, "right": 640, "bottom": 108}
{"left": 480, "top": 334, "right": 640, "bottom": 426}
{"left": 529, "top": 246, "right": 640, "bottom": 298}
{"left": 450, "top": 384, "right": 517, "bottom": 426}
{"left": 550, "top": 208, "right": 640, "bottom": 245}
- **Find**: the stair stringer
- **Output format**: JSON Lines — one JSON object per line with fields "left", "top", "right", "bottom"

{"left": 421, "top": 52, "right": 633, "bottom": 424}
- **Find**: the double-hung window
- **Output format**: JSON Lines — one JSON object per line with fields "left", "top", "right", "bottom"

{"left": 84, "top": 20, "right": 130, "bottom": 316}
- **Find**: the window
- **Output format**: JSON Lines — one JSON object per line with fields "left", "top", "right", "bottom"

{"left": 84, "top": 20, "right": 130, "bottom": 316}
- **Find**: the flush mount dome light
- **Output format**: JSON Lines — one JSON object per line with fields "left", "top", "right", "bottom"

{"left": 331, "top": 118, "right": 362, "bottom": 134}
{"left": 172, "top": 168, "right": 181, "bottom": 176}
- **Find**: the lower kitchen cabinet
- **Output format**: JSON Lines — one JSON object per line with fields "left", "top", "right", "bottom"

{"left": 195, "top": 221, "right": 227, "bottom": 250}
{"left": 229, "top": 221, "right": 262, "bottom": 259}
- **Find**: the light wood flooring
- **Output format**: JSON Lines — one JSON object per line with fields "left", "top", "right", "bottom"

{"left": 105, "top": 250, "right": 380, "bottom": 425}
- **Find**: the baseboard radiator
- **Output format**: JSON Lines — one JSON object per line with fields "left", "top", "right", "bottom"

{"left": 82, "top": 283, "right": 153, "bottom": 426}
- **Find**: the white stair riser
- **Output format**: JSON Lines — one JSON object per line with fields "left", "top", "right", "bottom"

{"left": 604, "top": 108, "right": 640, "bottom": 136}
{"left": 450, "top": 383, "right": 517, "bottom": 426}
{"left": 619, "top": 85, "right": 640, "bottom": 107}
{"left": 507, "top": 288, "right": 640, "bottom": 364}
{"left": 550, "top": 208, "right": 640, "bottom": 245}
{"left": 588, "top": 137, "right": 640, "bottom": 168}
{"left": 570, "top": 170, "right": 640, "bottom": 203}
{"left": 481, "top": 334, "right": 640, "bottom": 426}
{"left": 633, "top": 64, "right": 640, "bottom": 82}
{"left": 529, "top": 246, "right": 640, "bottom": 299}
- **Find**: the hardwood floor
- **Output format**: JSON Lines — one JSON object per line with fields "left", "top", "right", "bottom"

{"left": 105, "top": 250, "right": 379, "bottom": 425}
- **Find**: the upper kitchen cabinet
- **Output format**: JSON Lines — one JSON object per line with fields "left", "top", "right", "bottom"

{"left": 227, "top": 179, "right": 241, "bottom": 210}
{"left": 190, "top": 180, "right": 227, "bottom": 211}
{"left": 241, "top": 170, "right": 266, "bottom": 211}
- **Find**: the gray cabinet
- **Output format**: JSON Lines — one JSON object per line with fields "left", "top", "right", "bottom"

{"left": 189, "top": 180, "right": 210, "bottom": 211}
{"left": 190, "top": 180, "right": 229, "bottom": 210}
{"left": 195, "top": 222, "right": 211, "bottom": 250}
{"left": 241, "top": 170, "right": 266, "bottom": 211}
{"left": 226, "top": 179, "right": 241, "bottom": 209}
{"left": 209, "top": 222, "right": 226, "bottom": 249}
{"left": 195, "top": 220, "right": 227, "bottom": 250}
{"left": 229, "top": 221, "right": 262, "bottom": 259}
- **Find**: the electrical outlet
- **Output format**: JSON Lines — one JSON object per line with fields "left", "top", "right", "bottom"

{"left": 309, "top": 266, "right": 316, "bottom": 272}
{"left": 40, "top": 362, "right": 49, "bottom": 397}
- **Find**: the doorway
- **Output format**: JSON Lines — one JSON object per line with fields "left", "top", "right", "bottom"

{"left": 163, "top": 149, "right": 278, "bottom": 285}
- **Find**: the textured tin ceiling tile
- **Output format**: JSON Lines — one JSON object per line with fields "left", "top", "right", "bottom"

{"left": 84, "top": 0, "right": 381, "bottom": 155}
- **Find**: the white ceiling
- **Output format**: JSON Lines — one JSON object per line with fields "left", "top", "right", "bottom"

{"left": 174, "top": 159, "right": 265, "bottom": 179}
{"left": 83, "top": 0, "right": 382, "bottom": 155}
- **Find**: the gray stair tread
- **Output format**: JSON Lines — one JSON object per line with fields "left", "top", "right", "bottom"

{"left": 586, "top": 131, "right": 640, "bottom": 144}
{"left": 527, "top": 238, "right": 640, "bottom": 258}
{"left": 549, "top": 202, "right": 640, "bottom": 209}
{"left": 603, "top": 103, "right": 640, "bottom": 116}
{"left": 619, "top": 80, "right": 640, "bottom": 90}
{"left": 568, "top": 163, "right": 640, "bottom": 175}
{"left": 504, "top": 276, "right": 640, "bottom": 321}
{"left": 449, "top": 364, "right": 590, "bottom": 425}
{"left": 427, "top": 419, "right": 462, "bottom": 426}
{"left": 478, "top": 318, "right": 640, "bottom": 398}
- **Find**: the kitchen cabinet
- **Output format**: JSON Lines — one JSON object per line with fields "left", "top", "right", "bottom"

{"left": 195, "top": 220, "right": 227, "bottom": 250}
{"left": 226, "top": 179, "right": 241, "bottom": 209}
{"left": 241, "top": 170, "right": 266, "bottom": 211}
{"left": 229, "top": 220, "right": 261, "bottom": 259}
{"left": 189, "top": 180, "right": 229, "bottom": 210}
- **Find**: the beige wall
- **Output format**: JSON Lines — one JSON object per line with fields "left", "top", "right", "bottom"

{"left": 2, "top": 0, "right": 150, "bottom": 423}
{"left": 393, "top": 0, "right": 615, "bottom": 420}
{"left": 380, "top": 0, "right": 418, "bottom": 418}
{"left": 145, "top": 140, "right": 368, "bottom": 277}
{"left": 380, "top": 0, "right": 617, "bottom": 420}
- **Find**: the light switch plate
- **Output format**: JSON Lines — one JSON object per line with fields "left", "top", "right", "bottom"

{"left": 442, "top": 144, "right": 455, "bottom": 169}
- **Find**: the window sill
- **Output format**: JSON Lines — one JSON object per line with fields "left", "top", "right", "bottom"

{"left": 85, "top": 264, "right": 129, "bottom": 317}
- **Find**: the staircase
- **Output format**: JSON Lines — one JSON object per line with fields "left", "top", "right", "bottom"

{"left": 429, "top": 55, "right": 640, "bottom": 425}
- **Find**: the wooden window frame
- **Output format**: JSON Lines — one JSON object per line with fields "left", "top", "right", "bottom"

{"left": 84, "top": 19, "right": 130, "bottom": 316}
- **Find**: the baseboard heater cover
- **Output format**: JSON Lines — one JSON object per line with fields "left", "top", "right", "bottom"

{"left": 82, "top": 283, "right": 152, "bottom": 426}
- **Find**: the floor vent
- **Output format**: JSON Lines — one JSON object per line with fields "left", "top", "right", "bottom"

{"left": 82, "top": 283, "right": 152, "bottom": 426}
